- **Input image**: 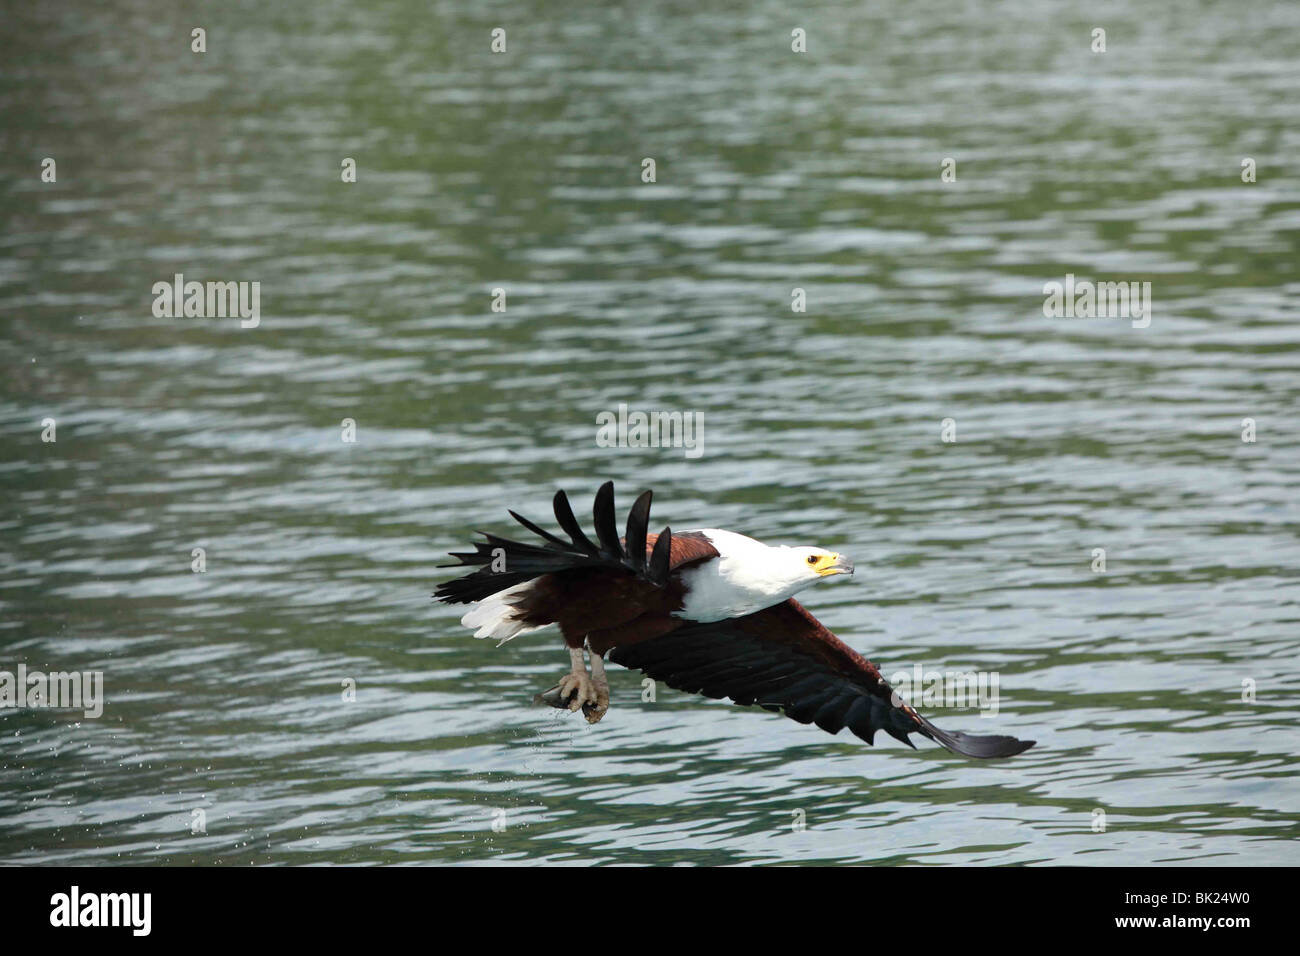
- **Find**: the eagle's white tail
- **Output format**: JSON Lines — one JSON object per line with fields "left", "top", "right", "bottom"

{"left": 460, "top": 581, "right": 544, "bottom": 645}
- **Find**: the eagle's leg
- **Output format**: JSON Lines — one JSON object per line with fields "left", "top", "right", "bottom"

{"left": 582, "top": 651, "right": 610, "bottom": 724}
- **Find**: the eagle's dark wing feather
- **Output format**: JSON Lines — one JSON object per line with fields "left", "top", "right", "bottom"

{"left": 610, "top": 599, "right": 1034, "bottom": 759}
{"left": 434, "top": 483, "right": 718, "bottom": 604}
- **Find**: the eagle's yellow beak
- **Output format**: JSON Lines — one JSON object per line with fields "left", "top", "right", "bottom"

{"left": 813, "top": 552, "right": 854, "bottom": 577}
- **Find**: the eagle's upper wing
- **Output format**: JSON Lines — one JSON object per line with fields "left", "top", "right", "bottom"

{"left": 610, "top": 598, "right": 1034, "bottom": 759}
{"left": 435, "top": 482, "right": 717, "bottom": 604}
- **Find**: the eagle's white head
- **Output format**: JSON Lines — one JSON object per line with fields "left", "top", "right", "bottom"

{"left": 787, "top": 545, "right": 856, "bottom": 582}
{"left": 676, "top": 529, "right": 855, "bottom": 623}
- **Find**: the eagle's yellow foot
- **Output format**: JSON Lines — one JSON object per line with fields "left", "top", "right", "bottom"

{"left": 533, "top": 646, "right": 598, "bottom": 713}
{"left": 557, "top": 670, "right": 598, "bottom": 713}
{"left": 534, "top": 647, "right": 610, "bottom": 723}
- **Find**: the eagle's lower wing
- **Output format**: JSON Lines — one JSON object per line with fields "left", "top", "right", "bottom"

{"left": 610, "top": 598, "right": 1034, "bottom": 759}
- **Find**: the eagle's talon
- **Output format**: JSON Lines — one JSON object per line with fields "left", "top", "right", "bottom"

{"left": 581, "top": 679, "right": 610, "bottom": 723}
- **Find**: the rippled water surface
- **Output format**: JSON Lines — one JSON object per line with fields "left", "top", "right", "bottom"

{"left": 2, "top": 1, "right": 1299, "bottom": 865}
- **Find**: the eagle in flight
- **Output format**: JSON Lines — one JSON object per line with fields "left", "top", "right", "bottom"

{"left": 435, "top": 482, "right": 1034, "bottom": 759}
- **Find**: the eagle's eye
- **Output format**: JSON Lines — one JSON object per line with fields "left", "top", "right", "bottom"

{"left": 806, "top": 555, "right": 818, "bottom": 565}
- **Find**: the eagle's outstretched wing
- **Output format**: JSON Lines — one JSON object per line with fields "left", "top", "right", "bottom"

{"left": 611, "top": 598, "right": 1035, "bottom": 759}
{"left": 434, "top": 481, "right": 717, "bottom": 605}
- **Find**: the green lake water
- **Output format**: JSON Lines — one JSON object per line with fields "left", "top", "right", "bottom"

{"left": 2, "top": 0, "right": 1298, "bottom": 864}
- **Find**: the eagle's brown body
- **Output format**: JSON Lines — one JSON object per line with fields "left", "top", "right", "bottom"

{"left": 504, "top": 531, "right": 716, "bottom": 656}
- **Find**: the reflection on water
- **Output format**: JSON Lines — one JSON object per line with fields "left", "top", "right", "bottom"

{"left": 2, "top": 0, "right": 1298, "bottom": 864}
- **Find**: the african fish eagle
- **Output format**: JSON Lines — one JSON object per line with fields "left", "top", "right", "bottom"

{"left": 435, "top": 482, "right": 1034, "bottom": 759}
